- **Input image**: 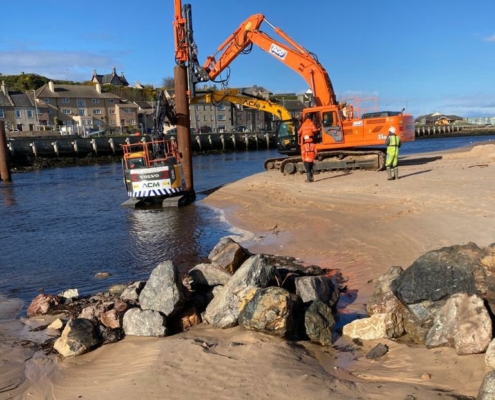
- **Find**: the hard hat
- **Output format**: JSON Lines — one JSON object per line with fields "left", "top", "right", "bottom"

{"left": 389, "top": 126, "right": 396, "bottom": 134}
{"left": 304, "top": 135, "right": 310, "bottom": 140}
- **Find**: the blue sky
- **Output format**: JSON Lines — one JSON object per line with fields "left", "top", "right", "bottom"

{"left": 1, "top": 0, "right": 495, "bottom": 118}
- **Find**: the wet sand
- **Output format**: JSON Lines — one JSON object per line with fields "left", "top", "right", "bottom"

{"left": 2, "top": 144, "right": 495, "bottom": 399}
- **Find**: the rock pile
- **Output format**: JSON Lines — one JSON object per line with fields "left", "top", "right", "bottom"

{"left": 26, "top": 237, "right": 344, "bottom": 358}
{"left": 341, "top": 242, "right": 495, "bottom": 398}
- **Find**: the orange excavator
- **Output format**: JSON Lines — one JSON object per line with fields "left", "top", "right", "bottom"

{"left": 174, "top": 2, "right": 415, "bottom": 174}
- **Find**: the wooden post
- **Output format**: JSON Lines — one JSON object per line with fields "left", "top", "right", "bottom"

{"left": 0, "top": 121, "right": 12, "bottom": 182}
{"left": 174, "top": 65, "right": 195, "bottom": 195}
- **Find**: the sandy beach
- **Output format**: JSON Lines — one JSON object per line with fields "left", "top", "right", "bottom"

{"left": 2, "top": 143, "right": 495, "bottom": 399}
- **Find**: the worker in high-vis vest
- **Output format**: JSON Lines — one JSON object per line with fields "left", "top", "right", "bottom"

{"left": 385, "top": 126, "right": 401, "bottom": 180}
{"left": 298, "top": 114, "right": 319, "bottom": 145}
{"left": 301, "top": 134, "right": 318, "bottom": 182}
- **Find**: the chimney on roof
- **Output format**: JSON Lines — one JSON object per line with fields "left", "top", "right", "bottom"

{"left": 1, "top": 81, "right": 6, "bottom": 96}
{"left": 93, "top": 69, "right": 97, "bottom": 76}
{"left": 112, "top": 67, "right": 117, "bottom": 75}
{"left": 96, "top": 83, "right": 102, "bottom": 94}
{"left": 121, "top": 71, "right": 124, "bottom": 77}
{"left": 48, "top": 81, "right": 55, "bottom": 92}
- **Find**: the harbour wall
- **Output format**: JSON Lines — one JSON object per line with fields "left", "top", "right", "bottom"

{"left": 6, "top": 127, "right": 495, "bottom": 159}
{"left": 6, "top": 132, "right": 278, "bottom": 158}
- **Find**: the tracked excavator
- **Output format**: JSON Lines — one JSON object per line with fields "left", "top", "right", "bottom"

{"left": 174, "top": 2, "right": 415, "bottom": 175}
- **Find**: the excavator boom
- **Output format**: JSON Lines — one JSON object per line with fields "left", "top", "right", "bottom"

{"left": 201, "top": 14, "right": 337, "bottom": 107}
{"left": 190, "top": 88, "right": 292, "bottom": 121}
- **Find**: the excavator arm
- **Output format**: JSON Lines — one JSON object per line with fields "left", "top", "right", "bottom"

{"left": 199, "top": 14, "right": 337, "bottom": 107}
{"left": 190, "top": 88, "right": 292, "bottom": 121}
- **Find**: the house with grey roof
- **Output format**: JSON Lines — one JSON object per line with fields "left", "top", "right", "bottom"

{"left": 35, "top": 81, "right": 136, "bottom": 133}
{"left": 0, "top": 81, "right": 51, "bottom": 131}
{"left": 9, "top": 91, "right": 38, "bottom": 131}
{"left": 0, "top": 82, "right": 15, "bottom": 130}
{"left": 91, "top": 67, "right": 129, "bottom": 87}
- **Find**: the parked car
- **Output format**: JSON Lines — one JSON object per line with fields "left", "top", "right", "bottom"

{"left": 200, "top": 125, "right": 212, "bottom": 133}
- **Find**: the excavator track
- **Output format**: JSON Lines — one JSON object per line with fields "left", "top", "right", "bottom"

{"left": 265, "top": 150, "right": 386, "bottom": 175}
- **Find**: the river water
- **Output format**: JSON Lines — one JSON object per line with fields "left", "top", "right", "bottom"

{"left": 1, "top": 135, "right": 493, "bottom": 310}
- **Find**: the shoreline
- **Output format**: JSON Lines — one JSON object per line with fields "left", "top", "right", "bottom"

{"left": 2, "top": 143, "right": 495, "bottom": 398}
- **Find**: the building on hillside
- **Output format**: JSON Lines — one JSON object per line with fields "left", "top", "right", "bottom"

{"left": 115, "top": 100, "right": 139, "bottom": 131}
{"left": 133, "top": 100, "right": 156, "bottom": 134}
{"left": 9, "top": 91, "right": 38, "bottom": 131}
{"left": 91, "top": 67, "right": 129, "bottom": 87}
{"left": 27, "top": 92, "right": 50, "bottom": 128}
{"left": 35, "top": 81, "right": 137, "bottom": 134}
{"left": 0, "top": 81, "right": 15, "bottom": 130}
{"left": 0, "top": 81, "right": 51, "bottom": 131}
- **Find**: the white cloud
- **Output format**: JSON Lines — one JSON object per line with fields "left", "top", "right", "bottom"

{"left": 484, "top": 35, "right": 495, "bottom": 42}
{"left": 0, "top": 50, "right": 115, "bottom": 81}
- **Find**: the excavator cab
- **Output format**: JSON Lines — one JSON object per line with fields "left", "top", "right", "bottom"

{"left": 321, "top": 110, "right": 343, "bottom": 143}
{"left": 275, "top": 118, "right": 299, "bottom": 155}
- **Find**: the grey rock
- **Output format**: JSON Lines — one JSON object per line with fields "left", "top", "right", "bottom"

{"left": 203, "top": 254, "right": 275, "bottom": 328}
{"left": 304, "top": 300, "right": 335, "bottom": 346}
{"left": 365, "top": 343, "right": 389, "bottom": 360}
{"left": 188, "top": 263, "right": 232, "bottom": 287}
{"left": 391, "top": 243, "right": 484, "bottom": 305}
{"left": 478, "top": 370, "right": 495, "bottom": 400}
{"left": 426, "top": 293, "right": 492, "bottom": 355}
{"left": 139, "top": 261, "right": 184, "bottom": 317}
{"left": 295, "top": 276, "right": 338, "bottom": 306}
{"left": 122, "top": 308, "right": 168, "bottom": 337}
{"left": 120, "top": 281, "right": 145, "bottom": 302}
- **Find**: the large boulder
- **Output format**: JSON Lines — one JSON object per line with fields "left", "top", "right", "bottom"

{"left": 53, "top": 318, "right": 101, "bottom": 357}
{"left": 203, "top": 254, "right": 275, "bottom": 328}
{"left": 343, "top": 313, "right": 404, "bottom": 340}
{"left": 304, "top": 300, "right": 335, "bottom": 346}
{"left": 188, "top": 263, "right": 232, "bottom": 287}
{"left": 139, "top": 261, "right": 184, "bottom": 317}
{"left": 295, "top": 276, "right": 339, "bottom": 307}
{"left": 391, "top": 243, "right": 484, "bottom": 305}
{"left": 208, "top": 237, "right": 251, "bottom": 274}
{"left": 425, "top": 293, "right": 492, "bottom": 355}
{"left": 122, "top": 308, "right": 168, "bottom": 337}
{"left": 239, "top": 287, "right": 297, "bottom": 338}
